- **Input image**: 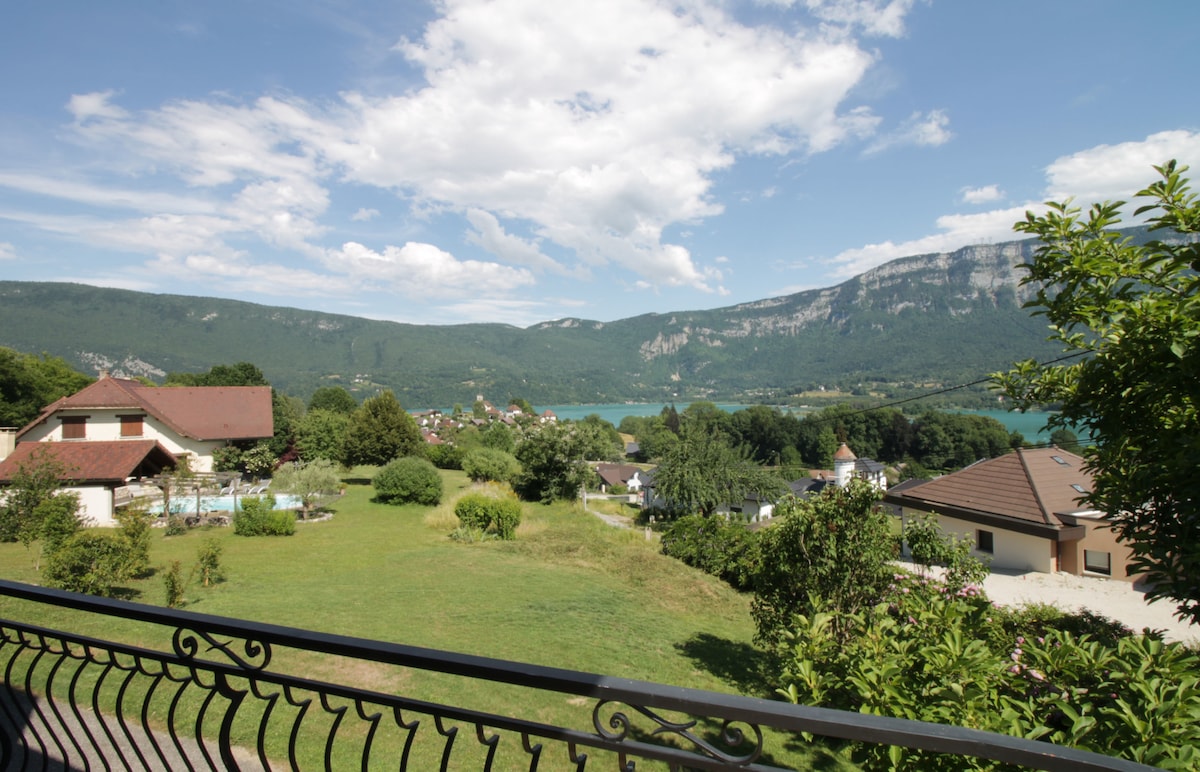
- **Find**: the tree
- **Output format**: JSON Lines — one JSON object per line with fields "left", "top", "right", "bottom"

{"left": 307, "top": 385, "right": 357, "bottom": 415}
{"left": 295, "top": 408, "right": 350, "bottom": 463}
{"left": 273, "top": 458, "right": 342, "bottom": 515}
{"left": 649, "top": 427, "right": 785, "bottom": 517}
{"left": 0, "top": 347, "right": 92, "bottom": 427}
{"left": 0, "top": 446, "right": 70, "bottom": 546}
{"left": 751, "top": 478, "right": 895, "bottom": 647}
{"left": 373, "top": 456, "right": 443, "bottom": 506}
{"left": 512, "top": 422, "right": 596, "bottom": 503}
{"left": 342, "top": 390, "right": 423, "bottom": 467}
{"left": 167, "top": 361, "right": 268, "bottom": 387}
{"left": 995, "top": 161, "right": 1200, "bottom": 622}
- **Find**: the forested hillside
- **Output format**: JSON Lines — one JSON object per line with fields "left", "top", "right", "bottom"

{"left": 0, "top": 233, "right": 1098, "bottom": 407}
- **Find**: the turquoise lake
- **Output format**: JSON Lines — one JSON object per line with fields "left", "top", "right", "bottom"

{"left": 530, "top": 403, "right": 1058, "bottom": 442}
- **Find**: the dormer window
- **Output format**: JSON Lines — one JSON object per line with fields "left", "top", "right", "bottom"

{"left": 61, "top": 416, "right": 86, "bottom": 439}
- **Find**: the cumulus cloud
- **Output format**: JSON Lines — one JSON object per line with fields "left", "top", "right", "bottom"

{"left": 829, "top": 130, "right": 1200, "bottom": 280}
{"left": 324, "top": 241, "right": 536, "bottom": 297}
{"left": 13, "top": 0, "right": 927, "bottom": 318}
{"left": 1043, "top": 130, "right": 1200, "bottom": 203}
{"left": 961, "top": 184, "right": 1004, "bottom": 205}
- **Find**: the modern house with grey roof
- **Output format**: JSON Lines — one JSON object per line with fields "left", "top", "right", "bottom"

{"left": 883, "top": 447, "right": 1137, "bottom": 581}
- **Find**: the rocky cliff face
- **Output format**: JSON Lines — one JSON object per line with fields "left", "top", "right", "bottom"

{"left": 632, "top": 238, "right": 1041, "bottom": 361}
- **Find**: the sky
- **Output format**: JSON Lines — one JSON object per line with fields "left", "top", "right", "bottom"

{"left": 1, "top": 1, "right": 1198, "bottom": 328}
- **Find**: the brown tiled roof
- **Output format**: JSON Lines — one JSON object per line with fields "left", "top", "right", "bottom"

{"left": 595, "top": 463, "right": 642, "bottom": 487}
{"left": 0, "top": 440, "right": 178, "bottom": 484}
{"left": 833, "top": 442, "right": 857, "bottom": 461}
{"left": 884, "top": 447, "right": 1097, "bottom": 531}
{"left": 20, "top": 377, "right": 273, "bottom": 441}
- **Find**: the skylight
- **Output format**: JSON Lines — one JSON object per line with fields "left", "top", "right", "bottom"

{"left": 1051, "top": 455, "right": 1069, "bottom": 465}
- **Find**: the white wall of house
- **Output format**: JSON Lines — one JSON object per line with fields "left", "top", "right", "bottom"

{"left": 21, "top": 410, "right": 220, "bottom": 472}
{"left": 904, "top": 508, "right": 1055, "bottom": 574}
{"left": 66, "top": 485, "right": 118, "bottom": 528}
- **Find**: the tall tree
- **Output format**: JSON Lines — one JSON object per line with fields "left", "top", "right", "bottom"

{"left": 650, "top": 426, "right": 785, "bottom": 517}
{"left": 995, "top": 161, "right": 1200, "bottom": 622}
{"left": 341, "top": 390, "right": 423, "bottom": 467}
{"left": 308, "top": 386, "right": 357, "bottom": 415}
{"left": 0, "top": 348, "right": 92, "bottom": 427}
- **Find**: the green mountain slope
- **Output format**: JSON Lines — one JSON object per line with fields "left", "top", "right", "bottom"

{"left": 0, "top": 235, "right": 1073, "bottom": 407}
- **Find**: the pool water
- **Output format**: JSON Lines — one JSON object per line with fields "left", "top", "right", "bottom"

{"left": 150, "top": 493, "right": 304, "bottom": 515}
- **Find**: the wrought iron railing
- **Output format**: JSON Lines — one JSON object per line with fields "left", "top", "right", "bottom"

{"left": 0, "top": 580, "right": 1154, "bottom": 771}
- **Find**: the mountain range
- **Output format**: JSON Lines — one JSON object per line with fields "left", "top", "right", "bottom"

{"left": 0, "top": 234, "right": 1093, "bottom": 409}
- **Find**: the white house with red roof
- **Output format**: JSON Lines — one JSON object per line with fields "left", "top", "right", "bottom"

{"left": 0, "top": 373, "right": 273, "bottom": 526}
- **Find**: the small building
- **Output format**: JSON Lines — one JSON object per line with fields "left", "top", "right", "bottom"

{"left": 594, "top": 463, "right": 644, "bottom": 493}
{"left": 884, "top": 447, "right": 1138, "bottom": 581}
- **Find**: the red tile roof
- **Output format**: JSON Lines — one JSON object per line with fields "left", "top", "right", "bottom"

{"left": 0, "top": 440, "right": 178, "bottom": 484}
{"left": 884, "top": 447, "right": 1097, "bottom": 530}
{"left": 20, "top": 377, "right": 273, "bottom": 441}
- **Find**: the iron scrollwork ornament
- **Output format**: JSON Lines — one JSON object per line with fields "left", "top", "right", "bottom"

{"left": 172, "top": 627, "right": 272, "bottom": 671}
{"left": 592, "top": 699, "right": 763, "bottom": 765}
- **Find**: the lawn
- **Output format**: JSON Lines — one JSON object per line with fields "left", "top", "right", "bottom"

{"left": 0, "top": 470, "right": 849, "bottom": 770}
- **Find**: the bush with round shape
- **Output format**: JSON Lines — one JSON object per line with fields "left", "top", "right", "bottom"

{"left": 461, "top": 447, "right": 521, "bottom": 483}
{"left": 453, "top": 493, "right": 522, "bottom": 540}
{"left": 373, "top": 456, "right": 443, "bottom": 506}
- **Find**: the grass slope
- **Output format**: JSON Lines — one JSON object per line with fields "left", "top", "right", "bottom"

{"left": 0, "top": 472, "right": 849, "bottom": 770}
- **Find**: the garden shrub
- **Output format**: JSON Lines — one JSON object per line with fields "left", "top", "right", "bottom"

{"left": 232, "top": 495, "right": 296, "bottom": 536}
{"left": 164, "top": 515, "right": 188, "bottom": 536}
{"left": 373, "top": 456, "right": 443, "bottom": 505}
{"left": 163, "top": 560, "right": 185, "bottom": 608}
{"left": 196, "top": 537, "right": 224, "bottom": 586}
{"left": 425, "top": 444, "right": 465, "bottom": 470}
{"left": 660, "top": 514, "right": 760, "bottom": 591}
{"left": 115, "top": 508, "right": 154, "bottom": 578}
{"left": 42, "top": 531, "right": 135, "bottom": 597}
{"left": 775, "top": 572, "right": 1200, "bottom": 770}
{"left": 453, "top": 493, "right": 522, "bottom": 540}
{"left": 461, "top": 447, "right": 521, "bottom": 484}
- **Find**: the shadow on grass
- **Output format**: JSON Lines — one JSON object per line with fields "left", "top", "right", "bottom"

{"left": 342, "top": 478, "right": 373, "bottom": 486}
{"left": 674, "top": 632, "right": 775, "bottom": 697}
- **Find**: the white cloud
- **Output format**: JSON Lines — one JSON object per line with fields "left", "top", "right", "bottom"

{"left": 865, "top": 109, "right": 951, "bottom": 155}
{"left": 0, "top": 242, "right": 15, "bottom": 260}
{"left": 753, "top": 0, "right": 918, "bottom": 38}
{"left": 829, "top": 130, "right": 1200, "bottom": 280}
{"left": 464, "top": 209, "right": 568, "bottom": 274}
{"left": 324, "top": 240, "right": 536, "bottom": 297}
{"left": 1043, "top": 130, "right": 1200, "bottom": 203}
{"left": 18, "top": 0, "right": 923, "bottom": 309}
{"left": 961, "top": 184, "right": 1004, "bottom": 204}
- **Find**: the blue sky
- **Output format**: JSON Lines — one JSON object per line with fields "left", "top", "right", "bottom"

{"left": 2, "top": 0, "right": 1197, "bottom": 327}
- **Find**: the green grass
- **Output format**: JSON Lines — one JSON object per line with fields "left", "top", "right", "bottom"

{"left": 0, "top": 471, "right": 852, "bottom": 770}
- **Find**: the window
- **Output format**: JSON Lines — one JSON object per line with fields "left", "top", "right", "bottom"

{"left": 1051, "top": 455, "right": 1069, "bottom": 466}
{"left": 1071, "top": 483, "right": 1088, "bottom": 494}
{"left": 1084, "top": 550, "right": 1112, "bottom": 576}
{"left": 61, "top": 416, "right": 86, "bottom": 439}
{"left": 120, "top": 415, "right": 144, "bottom": 437}
{"left": 976, "top": 529, "right": 994, "bottom": 554}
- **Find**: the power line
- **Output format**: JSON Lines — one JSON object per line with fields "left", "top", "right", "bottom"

{"left": 802, "top": 350, "right": 1090, "bottom": 426}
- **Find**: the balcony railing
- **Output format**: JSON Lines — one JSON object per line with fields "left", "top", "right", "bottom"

{"left": 0, "top": 579, "right": 1154, "bottom": 771}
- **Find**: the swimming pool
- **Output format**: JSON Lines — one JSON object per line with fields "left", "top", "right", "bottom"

{"left": 150, "top": 494, "right": 304, "bottom": 515}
